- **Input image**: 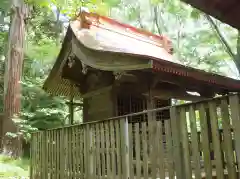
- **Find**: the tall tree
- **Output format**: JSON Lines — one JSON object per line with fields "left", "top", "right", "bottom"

{"left": 2, "top": 0, "right": 28, "bottom": 157}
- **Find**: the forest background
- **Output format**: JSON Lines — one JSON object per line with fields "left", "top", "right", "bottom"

{"left": 0, "top": 0, "right": 240, "bottom": 177}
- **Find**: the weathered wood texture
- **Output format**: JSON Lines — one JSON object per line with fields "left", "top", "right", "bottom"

{"left": 83, "top": 87, "right": 114, "bottom": 122}
{"left": 30, "top": 94, "right": 240, "bottom": 179}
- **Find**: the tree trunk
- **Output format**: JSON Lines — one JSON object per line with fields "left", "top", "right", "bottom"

{"left": 2, "top": 0, "right": 27, "bottom": 158}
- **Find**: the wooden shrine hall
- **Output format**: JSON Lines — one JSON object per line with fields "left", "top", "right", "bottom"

{"left": 30, "top": 10, "right": 240, "bottom": 179}
{"left": 43, "top": 11, "right": 240, "bottom": 123}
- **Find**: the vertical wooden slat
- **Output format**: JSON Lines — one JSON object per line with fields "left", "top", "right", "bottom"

{"left": 60, "top": 129, "right": 65, "bottom": 179}
{"left": 33, "top": 133, "right": 36, "bottom": 178}
{"left": 50, "top": 130, "right": 53, "bottom": 179}
{"left": 165, "top": 120, "right": 174, "bottom": 179}
{"left": 100, "top": 122, "right": 106, "bottom": 178}
{"left": 72, "top": 127, "right": 77, "bottom": 179}
{"left": 105, "top": 122, "right": 111, "bottom": 178}
{"left": 69, "top": 127, "right": 73, "bottom": 179}
{"left": 221, "top": 99, "right": 237, "bottom": 179}
{"left": 229, "top": 95, "right": 240, "bottom": 178}
{"left": 38, "top": 133, "right": 40, "bottom": 178}
{"left": 157, "top": 121, "right": 166, "bottom": 179}
{"left": 63, "top": 128, "right": 67, "bottom": 178}
{"left": 45, "top": 131, "right": 49, "bottom": 179}
{"left": 36, "top": 133, "right": 39, "bottom": 178}
{"left": 142, "top": 122, "right": 148, "bottom": 179}
{"left": 80, "top": 126, "right": 84, "bottom": 179}
{"left": 170, "top": 107, "right": 183, "bottom": 179}
{"left": 111, "top": 120, "right": 117, "bottom": 178}
{"left": 30, "top": 134, "right": 33, "bottom": 179}
{"left": 135, "top": 122, "right": 141, "bottom": 179}
{"left": 208, "top": 101, "right": 224, "bottom": 179}
{"left": 40, "top": 133, "right": 43, "bottom": 179}
{"left": 180, "top": 107, "right": 192, "bottom": 179}
{"left": 57, "top": 130, "right": 60, "bottom": 179}
{"left": 31, "top": 133, "right": 35, "bottom": 179}
{"left": 199, "top": 104, "right": 212, "bottom": 179}
{"left": 120, "top": 118, "right": 130, "bottom": 179}
{"left": 76, "top": 127, "right": 81, "bottom": 178}
{"left": 149, "top": 118, "right": 157, "bottom": 179}
{"left": 55, "top": 130, "right": 58, "bottom": 179}
{"left": 84, "top": 125, "right": 88, "bottom": 178}
{"left": 128, "top": 122, "right": 134, "bottom": 179}
{"left": 189, "top": 106, "right": 201, "bottom": 179}
{"left": 92, "top": 125, "right": 97, "bottom": 179}
{"left": 86, "top": 124, "right": 92, "bottom": 178}
{"left": 115, "top": 120, "right": 122, "bottom": 179}
{"left": 47, "top": 131, "right": 49, "bottom": 179}
{"left": 52, "top": 130, "right": 56, "bottom": 179}
{"left": 96, "top": 123, "right": 101, "bottom": 178}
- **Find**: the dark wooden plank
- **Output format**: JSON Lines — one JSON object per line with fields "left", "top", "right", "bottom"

{"left": 221, "top": 99, "right": 237, "bottom": 179}
{"left": 165, "top": 120, "right": 174, "bottom": 179}
{"left": 198, "top": 104, "right": 212, "bottom": 179}
{"left": 110, "top": 120, "right": 116, "bottom": 178}
{"left": 105, "top": 122, "right": 111, "bottom": 179}
{"left": 189, "top": 106, "right": 201, "bottom": 179}
{"left": 142, "top": 122, "right": 149, "bottom": 179}
{"left": 229, "top": 95, "right": 240, "bottom": 179}
{"left": 84, "top": 124, "right": 90, "bottom": 178}
{"left": 96, "top": 123, "right": 101, "bottom": 177}
{"left": 120, "top": 118, "right": 129, "bottom": 179}
{"left": 179, "top": 107, "right": 192, "bottom": 179}
{"left": 115, "top": 120, "right": 122, "bottom": 179}
{"left": 170, "top": 107, "right": 183, "bottom": 179}
{"left": 135, "top": 122, "right": 141, "bottom": 179}
{"left": 92, "top": 125, "right": 97, "bottom": 179}
{"left": 128, "top": 122, "right": 134, "bottom": 179}
{"left": 149, "top": 118, "right": 157, "bottom": 179}
{"left": 80, "top": 126, "right": 84, "bottom": 178}
{"left": 157, "top": 121, "right": 166, "bottom": 179}
{"left": 208, "top": 101, "right": 224, "bottom": 179}
{"left": 100, "top": 122, "right": 106, "bottom": 178}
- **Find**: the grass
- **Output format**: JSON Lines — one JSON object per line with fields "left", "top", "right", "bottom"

{"left": 0, "top": 154, "right": 29, "bottom": 178}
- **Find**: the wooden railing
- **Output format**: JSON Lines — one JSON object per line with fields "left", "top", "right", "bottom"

{"left": 30, "top": 94, "right": 240, "bottom": 179}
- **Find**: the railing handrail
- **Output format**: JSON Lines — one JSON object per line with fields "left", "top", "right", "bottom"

{"left": 31, "top": 93, "right": 237, "bottom": 133}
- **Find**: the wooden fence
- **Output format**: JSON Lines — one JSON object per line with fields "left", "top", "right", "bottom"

{"left": 30, "top": 94, "right": 240, "bottom": 179}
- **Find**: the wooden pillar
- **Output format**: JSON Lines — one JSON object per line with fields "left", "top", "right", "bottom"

{"left": 120, "top": 118, "right": 130, "bottom": 179}
{"left": 69, "top": 83, "right": 74, "bottom": 125}
{"left": 147, "top": 89, "right": 155, "bottom": 120}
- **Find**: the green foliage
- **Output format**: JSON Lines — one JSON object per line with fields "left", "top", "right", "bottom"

{"left": 112, "top": 0, "right": 239, "bottom": 77}
{"left": 0, "top": 155, "right": 29, "bottom": 177}
{"left": 0, "top": 0, "right": 10, "bottom": 15}
{"left": 0, "top": 3, "right": 69, "bottom": 142}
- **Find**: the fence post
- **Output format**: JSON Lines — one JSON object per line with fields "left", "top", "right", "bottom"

{"left": 30, "top": 133, "right": 34, "bottom": 179}
{"left": 44, "top": 131, "right": 48, "bottom": 179}
{"left": 170, "top": 107, "right": 184, "bottom": 179}
{"left": 84, "top": 124, "right": 93, "bottom": 179}
{"left": 89, "top": 125, "right": 94, "bottom": 179}
{"left": 120, "top": 117, "right": 130, "bottom": 179}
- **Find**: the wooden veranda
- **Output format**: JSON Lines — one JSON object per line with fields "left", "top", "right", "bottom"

{"left": 30, "top": 94, "right": 240, "bottom": 179}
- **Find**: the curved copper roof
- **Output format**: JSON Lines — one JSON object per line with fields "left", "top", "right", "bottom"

{"left": 43, "top": 11, "right": 240, "bottom": 97}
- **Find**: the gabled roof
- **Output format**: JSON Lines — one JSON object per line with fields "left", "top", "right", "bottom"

{"left": 43, "top": 11, "right": 240, "bottom": 98}
{"left": 181, "top": 0, "right": 240, "bottom": 29}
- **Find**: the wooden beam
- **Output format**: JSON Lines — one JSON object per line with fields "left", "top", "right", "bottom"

{"left": 143, "top": 89, "right": 209, "bottom": 102}
{"left": 82, "top": 86, "right": 113, "bottom": 98}
{"left": 66, "top": 102, "right": 83, "bottom": 106}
